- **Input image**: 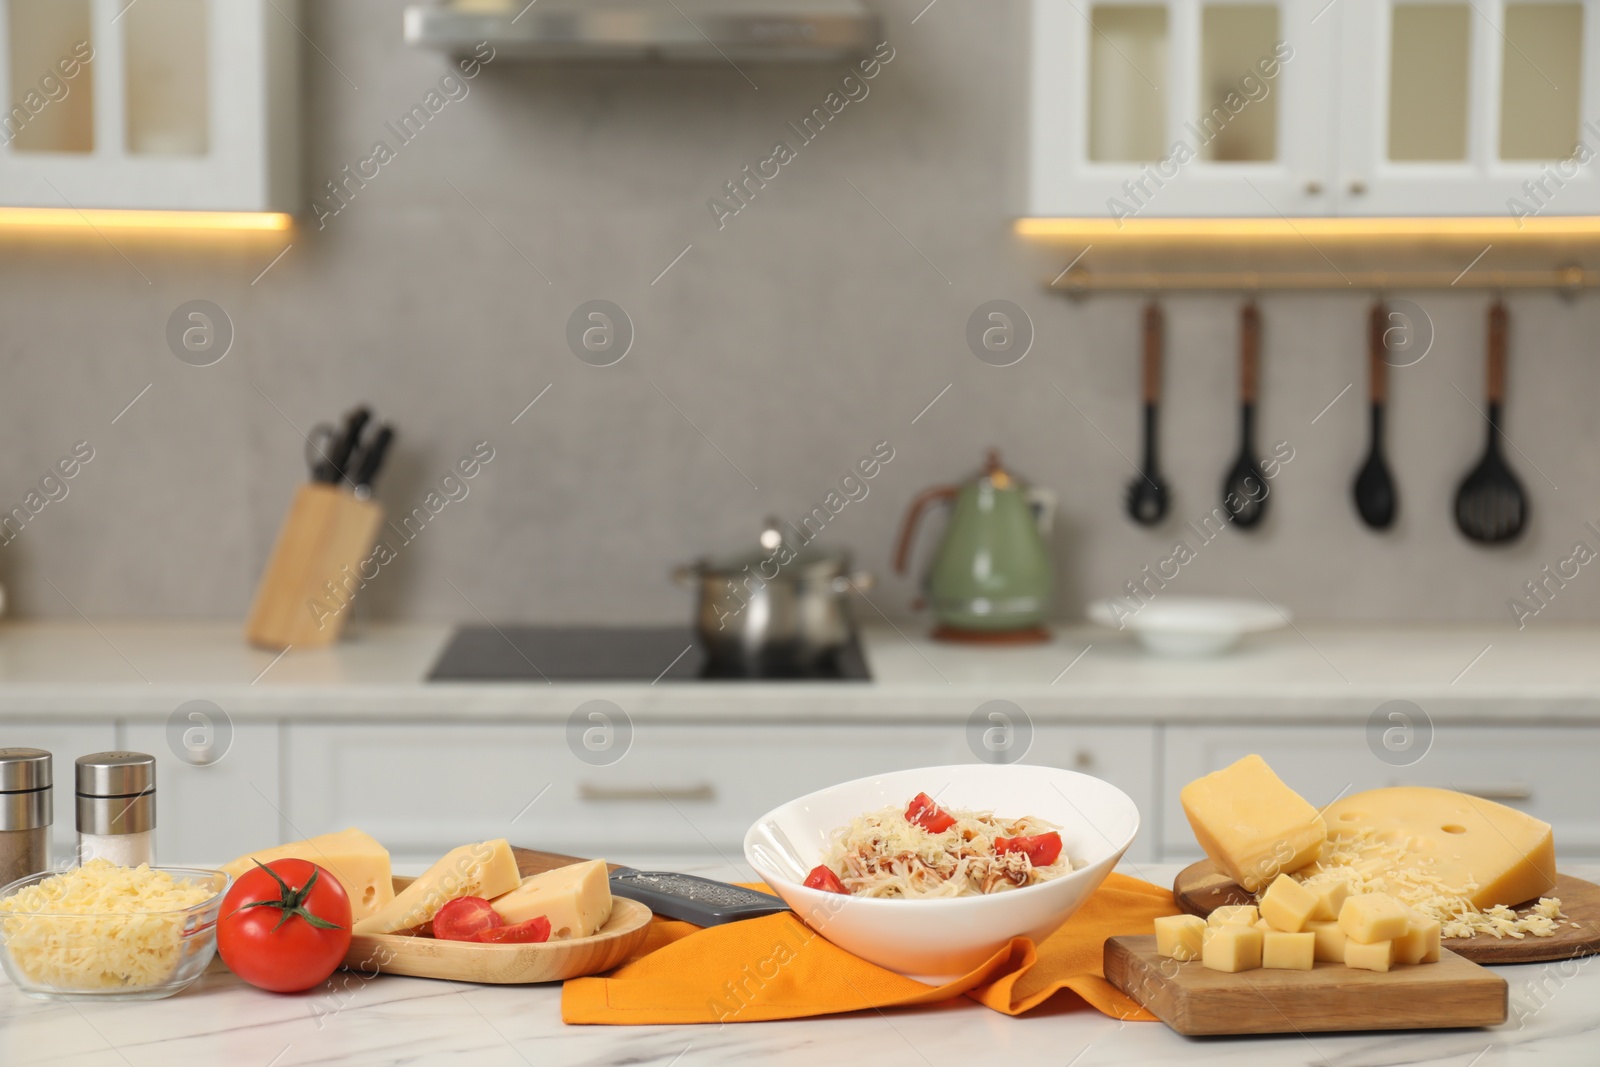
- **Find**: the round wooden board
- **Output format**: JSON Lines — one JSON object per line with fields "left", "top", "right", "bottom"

{"left": 1172, "top": 859, "right": 1600, "bottom": 964}
{"left": 342, "top": 895, "right": 653, "bottom": 984}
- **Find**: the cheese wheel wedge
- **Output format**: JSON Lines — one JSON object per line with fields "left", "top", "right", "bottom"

{"left": 489, "top": 859, "right": 613, "bottom": 940}
{"left": 1181, "top": 755, "right": 1326, "bottom": 892}
{"left": 353, "top": 839, "right": 521, "bottom": 935}
{"left": 221, "top": 827, "right": 394, "bottom": 923}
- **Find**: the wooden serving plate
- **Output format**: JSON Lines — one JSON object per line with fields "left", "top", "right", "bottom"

{"left": 1105, "top": 935, "right": 1506, "bottom": 1035}
{"left": 340, "top": 847, "right": 650, "bottom": 984}
{"left": 1173, "top": 859, "right": 1600, "bottom": 964}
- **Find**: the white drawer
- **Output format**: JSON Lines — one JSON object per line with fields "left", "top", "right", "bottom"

{"left": 1162, "top": 725, "right": 1600, "bottom": 862}
{"left": 123, "top": 720, "right": 283, "bottom": 867}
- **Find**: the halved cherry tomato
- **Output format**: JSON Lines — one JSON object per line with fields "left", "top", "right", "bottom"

{"left": 994, "top": 831, "right": 1063, "bottom": 868}
{"left": 905, "top": 792, "right": 956, "bottom": 834}
{"left": 803, "top": 864, "right": 849, "bottom": 895}
{"left": 471, "top": 916, "right": 552, "bottom": 944}
{"left": 432, "top": 896, "right": 503, "bottom": 942}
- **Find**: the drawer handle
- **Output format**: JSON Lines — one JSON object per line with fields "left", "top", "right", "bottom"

{"left": 1399, "top": 784, "right": 1532, "bottom": 803}
{"left": 579, "top": 783, "right": 716, "bottom": 803}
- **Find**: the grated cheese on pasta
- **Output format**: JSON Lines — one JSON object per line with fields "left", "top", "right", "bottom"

{"left": 0, "top": 860, "right": 216, "bottom": 990}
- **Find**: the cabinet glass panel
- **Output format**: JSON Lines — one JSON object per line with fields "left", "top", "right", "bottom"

{"left": 1088, "top": 5, "right": 1168, "bottom": 162}
{"left": 1388, "top": 4, "right": 1471, "bottom": 161}
{"left": 6, "top": 0, "right": 94, "bottom": 153}
{"left": 1197, "top": 4, "right": 1279, "bottom": 162}
{"left": 1499, "top": 3, "right": 1583, "bottom": 160}
{"left": 125, "top": 0, "right": 209, "bottom": 156}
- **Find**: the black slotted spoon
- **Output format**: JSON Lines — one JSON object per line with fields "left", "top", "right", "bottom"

{"left": 1126, "top": 302, "right": 1170, "bottom": 525}
{"left": 1353, "top": 301, "right": 1398, "bottom": 529}
{"left": 1222, "top": 302, "right": 1268, "bottom": 528}
{"left": 1453, "top": 300, "right": 1527, "bottom": 545}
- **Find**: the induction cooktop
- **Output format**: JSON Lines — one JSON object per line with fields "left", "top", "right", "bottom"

{"left": 427, "top": 626, "right": 871, "bottom": 682}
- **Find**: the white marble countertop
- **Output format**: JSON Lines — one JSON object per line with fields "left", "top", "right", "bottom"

{"left": 1, "top": 619, "right": 1598, "bottom": 722}
{"left": 5, "top": 861, "right": 1598, "bottom": 1067}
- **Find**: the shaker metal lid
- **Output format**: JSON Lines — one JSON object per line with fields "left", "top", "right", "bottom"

{"left": 0, "top": 748, "right": 51, "bottom": 793}
{"left": 75, "top": 752, "right": 156, "bottom": 797}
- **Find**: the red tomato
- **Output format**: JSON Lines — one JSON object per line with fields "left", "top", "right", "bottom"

{"left": 803, "top": 864, "right": 849, "bottom": 895}
{"left": 432, "top": 897, "right": 503, "bottom": 942}
{"left": 470, "top": 916, "right": 552, "bottom": 944}
{"left": 905, "top": 792, "right": 956, "bottom": 834}
{"left": 994, "top": 831, "right": 1063, "bottom": 868}
{"left": 218, "top": 859, "right": 352, "bottom": 993}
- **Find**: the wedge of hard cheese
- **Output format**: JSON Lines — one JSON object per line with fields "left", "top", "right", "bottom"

{"left": 489, "top": 859, "right": 613, "bottom": 940}
{"left": 353, "top": 838, "right": 521, "bottom": 935}
{"left": 1322, "top": 786, "right": 1556, "bottom": 909}
{"left": 1181, "top": 754, "right": 1326, "bottom": 892}
{"left": 221, "top": 827, "right": 394, "bottom": 923}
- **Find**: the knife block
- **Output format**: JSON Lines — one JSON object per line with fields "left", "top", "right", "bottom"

{"left": 245, "top": 483, "right": 384, "bottom": 650}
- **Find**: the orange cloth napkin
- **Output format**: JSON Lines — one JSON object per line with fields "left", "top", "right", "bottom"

{"left": 562, "top": 873, "right": 1178, "bottom": 1024}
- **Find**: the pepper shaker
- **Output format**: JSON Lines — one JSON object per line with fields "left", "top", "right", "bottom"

{"left": 75, "top": 752, "right": 156, "bottom": 867}
{"left": 0, "top": 748, "right": 52, "bottom": 886}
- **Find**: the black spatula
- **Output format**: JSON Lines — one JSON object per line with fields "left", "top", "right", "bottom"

{"left": 1353, "top": 302, "right": 1398, "bottom": 529}
{"left": 1222, "top": 302, "right": 1268, "bottom": 528}
{"left": 1453, "top": 300, "right": 1527, "bottom": 545}
{"left": 1126, "top": 302, "right": 1171, "bottom": 526}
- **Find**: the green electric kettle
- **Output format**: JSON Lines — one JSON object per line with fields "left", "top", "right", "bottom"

{"left": 893, "top": 450, "right": 1055, "bottom": 642}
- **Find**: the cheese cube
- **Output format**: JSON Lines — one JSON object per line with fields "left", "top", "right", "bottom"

{"left": 1154, "top": 914, "right": 1206, "bottom": 961}
{"left": 1306, "top": 920, "right": 1346, "bottom": 963}
{"left": 1259, "top": 874, "right": 1319, "bottom": 933}
{"left": 1254, "top": 918, "right": 1272, "bottom": 933}
{"left": 1344, "top": 938, "right": 1394, "bottom": 973}
{"left": 1208, "top": 904, "right": 1259, "bottom": 927}
{"left": 1338, "top": 893, "right": 1411, "bottom": 945}
{"left": 221, "top": 827, "right": 394, "bottom": 923}
{"left": 353, "top": 839, "right": 521, "bottom": 935}
{"left": 490, "top": 859, "right": 613, "bottom": 940}
{"left": 1308, "top": 882, "right": 1348, "bottom": 922}
{"left": 1180, "top": 755, "right": 1327, "bottom": 892}
{"left": 1395, "top": 910, "right": 1442, "bottom": 965}
{"left": 1322, "top": 787, "right": 1554, "bottom": 909}
{"left": 1202, "top": 924, "right": 1263, "bottom": 973}
{"left": 1262, "top": 931, "right": 1315, "bottom": 970}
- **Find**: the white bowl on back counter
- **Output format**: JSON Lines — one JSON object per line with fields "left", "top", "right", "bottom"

{"left": 743, "top": 764, "right": 1140, "bottom": 980}
{"left": 1086, "top": 595, "right": 1288, "bottom": 656}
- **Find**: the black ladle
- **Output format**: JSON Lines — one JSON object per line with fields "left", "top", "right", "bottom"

{"left": 1222, "top": 302, "right": 1268, "bottom": 527}
{"left": 1454, "top": 301, "right": 1527, "bottom": 544}
{"left": 1126, "top": 302, "right": 1170, "bottom": 525}
{"left": 1353, "top": 302, "right": 1398, "bottom": 529}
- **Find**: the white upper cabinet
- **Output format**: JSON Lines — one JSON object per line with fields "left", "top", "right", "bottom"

{"left": 1031, "top": 0, "right": 1600, "bottom": 217}
{"left": 0, "top": 0, "right": 298, "bottom": 213}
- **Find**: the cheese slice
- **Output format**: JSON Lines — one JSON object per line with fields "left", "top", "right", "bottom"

{"left": 1321, "top": 787, "right": 1556, "bottom": 909}
{"left": 352, "top": 839, "right": 521, "bottom": 935}
{"left": 489, "top": 859, "right": 613, "bottom": 940}
{"left": 220, "top": 827, "right": 394, "bottom": 923}
{"left": 1181, "top": 755, "right": 1327, "bottom": 892}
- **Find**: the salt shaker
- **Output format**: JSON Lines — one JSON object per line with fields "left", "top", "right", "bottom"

{"left": 0, "top": 748, "right": 52, "bottom": 886}
{"left": 75, "top": 752, "right": 156, "bottom": 867}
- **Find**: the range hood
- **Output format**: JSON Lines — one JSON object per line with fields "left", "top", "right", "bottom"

{"left": 404, "top": 0, "right": 880, "bottom": 62}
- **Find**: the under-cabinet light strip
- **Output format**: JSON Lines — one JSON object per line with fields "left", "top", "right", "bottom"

{"left": 1015, "top": 217, "right": 1600, "bottom": 239}
{"left": 0, "top": 207, "right": 293, "bottom": 232}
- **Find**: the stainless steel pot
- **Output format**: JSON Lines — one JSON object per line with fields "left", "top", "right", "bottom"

{"left": 674, "top": 517, "right": 873, "bottom": 674}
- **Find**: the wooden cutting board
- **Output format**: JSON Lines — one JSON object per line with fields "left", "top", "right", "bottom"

{"left": 1172, "top": 859, "right": 1600, "bottom": 964}
{"left": 1105, "top": 935, "right": 1507, "bottom": 1035}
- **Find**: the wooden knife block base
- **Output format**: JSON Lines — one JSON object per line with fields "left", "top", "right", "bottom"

{"left": 246, "top": 484, "right": 384, "bottom": 650}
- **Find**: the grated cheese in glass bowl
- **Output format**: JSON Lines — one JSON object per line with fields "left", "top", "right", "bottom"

{"left": 0, "top": 859, "right": 228, "bottom": 1000}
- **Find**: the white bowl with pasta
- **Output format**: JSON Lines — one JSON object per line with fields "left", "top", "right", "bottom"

{"left": 743, "top": 763, "right": 1140, "bottom": 979}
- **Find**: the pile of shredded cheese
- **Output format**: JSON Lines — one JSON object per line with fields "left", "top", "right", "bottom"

{"left": 821, "top": 803, "right": 1074, "bottom": 898}
{"left": 0, "top": 860, "right": 217, "bottom": 990}
{"left": 1287, "top": 829, "right": 1565, "bottom": 940}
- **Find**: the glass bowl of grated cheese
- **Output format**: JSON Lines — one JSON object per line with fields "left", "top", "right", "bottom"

{"left": 0, "top": 859, "right": 228, "bottom": 1000}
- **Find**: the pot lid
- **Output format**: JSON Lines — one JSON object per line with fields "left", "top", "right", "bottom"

{"left": 697, "top": 516, "right": 847, "bottom": 576}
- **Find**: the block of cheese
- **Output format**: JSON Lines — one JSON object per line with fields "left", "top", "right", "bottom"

{"left": 1207, "top": 904, "right": 1259, "bottom": 927}
{"left": 1344, "top": 937, "right": 1393, "bottom": 973}
{"left": 221, "top": 827, "right": 393, "bottom": 923}
{"left": 1339, "top": 892, "right": 1411, "bottom": 944}
{"left": 1154, "top": 914, "right": 1206, "bottom": 961}
{"left": 1321, "top": 786, "right": 1555, "bottom": 909}
{"left": 1202, "top": 924, "right": 1262, "bottom": 973}
{"left": 353, "top": 839, "right": 520, "bottom": 935}
{"left": 1395, "top": 910, "right": 1442, "bottom": 965}
{"left": 1262, "top": 931, "right": 1314, "bottom": 970}
{"left": 1181, "top": 755, "right": 1327, "bottom": 892}
{"left": 1259, "top": 873, "right": 1319, "bottom": 933}
{"left": 1305, "top": 920, "right": 1345, "bottom": 963}
{"left": 489, "top": 859, "right": 613, "bottom": 940}
{"left": 1308, "top": 880, "right": 1348, "bottom": 922}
